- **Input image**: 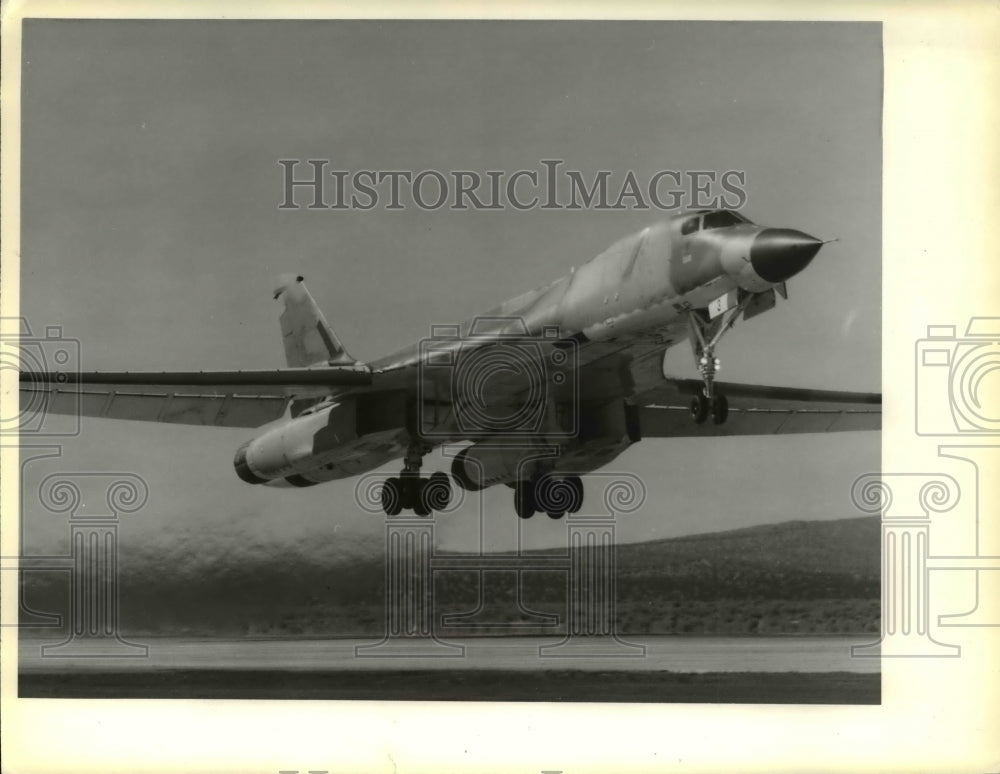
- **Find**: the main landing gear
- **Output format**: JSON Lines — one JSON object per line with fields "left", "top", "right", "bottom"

{"left": 686, "top": 300, "right": 752, "bottom": 426}
{"left": 514, "top": 472, "right": 584, "bottom": 520}
{"left": 381, "top": 443, "right": 453, "bottom": 517}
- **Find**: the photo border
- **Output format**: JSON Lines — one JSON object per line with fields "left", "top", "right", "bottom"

{"left": 2, "top": 1, "right": 997, "bottom": 772}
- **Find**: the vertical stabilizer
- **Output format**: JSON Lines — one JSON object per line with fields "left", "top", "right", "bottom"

{"left": 273, "top": 274, "right": 356, "bottom": 367}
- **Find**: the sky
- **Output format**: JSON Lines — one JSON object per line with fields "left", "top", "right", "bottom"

{"left": 17, "top": 20, "right": 881, "bottom": 573}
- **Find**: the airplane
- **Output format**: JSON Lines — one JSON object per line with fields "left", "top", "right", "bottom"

{"left": 19, "top": 208, "right": 880, "bottom": 519}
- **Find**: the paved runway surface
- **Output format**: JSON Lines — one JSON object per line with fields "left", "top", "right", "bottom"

{"left": 20, "top": 634, "right": 880, "bottom": 673}
{"left": 19, "top": 635, "right": 880, "bottom": 703}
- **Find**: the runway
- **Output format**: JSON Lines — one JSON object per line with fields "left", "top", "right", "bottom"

{"left": 19, "top": 635, "right": 879, "bottom": 703}
{"left": 19, "top": 634, "right": 880, "bottom": 673}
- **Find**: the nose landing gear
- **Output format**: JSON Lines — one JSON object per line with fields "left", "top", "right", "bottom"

{"left": 689, "top": 351, "right": 729, "bottom": 426}
{"left": 686, "top": 300, "right": 751, "bottom": 426}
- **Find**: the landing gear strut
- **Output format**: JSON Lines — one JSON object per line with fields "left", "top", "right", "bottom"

{"left": 686, "top": 298, "right": 752, "bottom": 426}
{"left": 381, "top": 442, "right": 453, "bottom": 517}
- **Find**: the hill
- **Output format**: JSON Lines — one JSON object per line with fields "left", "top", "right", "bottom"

{"left": 20, "top": 516, "right": 880, "bottom": 637}
{"left": 431, "top": 515, "right": 880, "bottom": 636}
{"left": 609, "top": 516, "right": 880, "bottom": 634}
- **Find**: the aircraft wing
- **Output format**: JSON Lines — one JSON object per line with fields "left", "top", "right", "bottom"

{"left": 18, "top": 367, "right": 372, "bottom": 428}
{"left": 634, "top": 379, "right": 881, "bottom": 437}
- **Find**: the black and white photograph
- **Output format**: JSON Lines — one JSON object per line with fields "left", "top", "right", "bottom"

{"left": 1, "top": 4, "right": 997, "bottom": 774}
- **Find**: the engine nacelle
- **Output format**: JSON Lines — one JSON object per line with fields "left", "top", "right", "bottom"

{"left": 450, "top": 441, "right": 552, "bottom": 491}
{"left": 450, "top": 400, "right": 642, "bottom": 492}
{"left": 234, "top": 399, "right": 357, "bottom": 484}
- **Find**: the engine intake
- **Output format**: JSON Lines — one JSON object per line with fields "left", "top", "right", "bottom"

{"left": 233, "top": 399, "right": 357, "bottom": 483}
{"left": 234, "top": 442, "right": 267, "bottom": 485}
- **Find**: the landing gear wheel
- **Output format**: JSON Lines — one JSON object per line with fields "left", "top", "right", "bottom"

{"left": 381, "top": 477, "right": 403, "bottom": 516}
{"left": 515, "top": 480, "right": 536, "bottom": 519}
{"left": 400, "top": 476, "right": 420, "bottom": 511}
{"left": 534, "top": 473, "right": 567, "bottom": 520}
{"left": 413, "top": 481, "right": 431, "bottom": 516}
{"left": 406, "top": 477, "right": 430, "bottom": 517}
{"left": 565, "top": 475, "right": 584, "bottom": 514}
{"left": 711, "top": 394, "right": 729, "bottom": 425}
{"left": 421, "top": 471, "right": 452, "bottom": 513}
{"left": 690, "top": 393, "right": 710, "bottom": 425}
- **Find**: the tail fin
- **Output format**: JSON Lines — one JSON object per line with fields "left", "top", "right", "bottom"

{"left": 273, "top": 274, "right": 356, "bottom": 367}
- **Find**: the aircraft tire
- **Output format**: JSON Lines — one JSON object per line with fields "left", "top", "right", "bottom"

{"left": 535, "top": 472, "right": 571, "bottom": 520}
{"left": 514, "top": 481, "right": 536, "bottom": 519}
{"left": 690, "top": 394, "right": 710, "bottom": 424}
{"left": 381, "top": 477, "right": 404, "bottom": 516}
{"left": 412, "top": 477, "right": 431, "bottom": 517}
{"left": 566, "top": 475, "right": 584, "bottom": 514}
{"left": 711, "top": 394, "right": 729, "bottom": 425}
{"left": 421, "top": 471, "right": 452, "bottom": 513}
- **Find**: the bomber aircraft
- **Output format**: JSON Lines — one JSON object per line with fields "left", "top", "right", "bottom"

{"left": 20, "top": 209, "right": 880, "bottom": 519}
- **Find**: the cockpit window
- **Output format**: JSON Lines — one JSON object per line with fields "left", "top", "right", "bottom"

{"left": 702, "top": 210, "right": 746, "bottom": 230}
{"left": 680, "top": 215, "right": 700, "bottom": 235}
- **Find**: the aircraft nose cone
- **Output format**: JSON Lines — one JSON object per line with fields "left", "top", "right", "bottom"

{"left": 749, "top": 228, "right": 824, "bottom": 283}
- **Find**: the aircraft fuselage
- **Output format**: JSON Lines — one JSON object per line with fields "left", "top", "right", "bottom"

{"left": 235, "top": 209, "right": 824, "bottom": 491}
